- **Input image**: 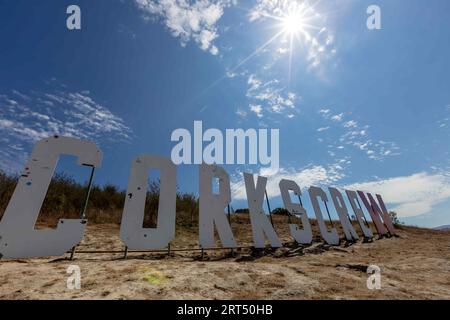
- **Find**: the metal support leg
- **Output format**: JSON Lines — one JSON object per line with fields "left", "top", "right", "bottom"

{"left": 69, "top": 246, "right": 76, "bottom": 261}
{"left": 324, "top": 201, "right": 335, "bottom": 228}
{"left": 265, "top": 190, "right": 274, "bottom": 227}
{"left": 227, "top": 205, "right": 234, "bottom": 256}
{"left": 70, "top": 166, "right": 96, "bottom": 261}
{"left": 297, "top": 195, "right": 305, "bottom": 222}
{"left": 356, "top": 197, "right": 371, "bottom": 230}
{"left": 324, "top": 201, "right": 339, "bottom": 245}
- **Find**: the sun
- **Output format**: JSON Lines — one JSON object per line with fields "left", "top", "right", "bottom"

{"left": 281, "top": 13, "right": 307, "bottom": 35}
{"left": 201, "top": 1, "right": 324, "bottom": 94}
{"left": 274, "top": 3, "right": 318, "bottom": 80}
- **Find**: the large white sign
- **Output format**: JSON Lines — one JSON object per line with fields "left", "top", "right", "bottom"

{"left": 0, "top": 137, "right": 102, "bottom": 258}
{"left": 0, "top": 137, "right": 396, "bottom": 259}
{"left": 120, "top": 155, "right": 177, "bottom": 250}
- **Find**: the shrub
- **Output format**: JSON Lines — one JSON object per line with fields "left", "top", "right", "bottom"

{"left": 271, "top": 207, "right": 290, "bottom": 216}
{"left": 0, "top": 170, "right": 198, "bottom": 226}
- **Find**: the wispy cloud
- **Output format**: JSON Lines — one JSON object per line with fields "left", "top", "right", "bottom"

{"left": 344, "top": 120, "right": 357, "bottom": 128}
{"left": 437, "top": 104, "right": 450, "bottom": 129}
{"left": 245, "top": 74, "right": 298, "bottom": 119}
{"left": 346, "top": 171, "right": 450, "bottom": 218}
{"left": 135, "top": 0, "right": 235, "bottom": 55}
{"left": 231, "top": 163, "right": 346, "bottom": 200}
{"left": 0, "top": 89, "right": 132, "bottom": 173}
{"left": 318, "top": 109, "right": 400, "bottom": 161}
{"left": 249, "top": 104, "right": 263, "bottom": 118}
{"left": 330, "top": 113, "right": 343, "bottom": 122}
{"left": 235, "top": 108, "right": 248, "bottom": 118}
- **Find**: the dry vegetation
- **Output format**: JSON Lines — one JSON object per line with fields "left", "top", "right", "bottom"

{"left": 0, "top": 170, "right": 198, "bottom": 227}
{"left": 0, "top": 170, "right": 449, "bottom": 300}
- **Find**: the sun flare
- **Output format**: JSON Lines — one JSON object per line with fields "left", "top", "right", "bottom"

{"left": 281, "top": 13, "right": 307, "bottom": 35}
{"left": 271, "top": 2, "right": 320, "bottom": 80}
{"left": 204, "top": 1, "right": 327, "bottom": 93}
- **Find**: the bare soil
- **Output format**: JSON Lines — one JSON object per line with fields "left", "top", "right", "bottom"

{"left": 0, "top": 214, "right": 449, "bottom": 300}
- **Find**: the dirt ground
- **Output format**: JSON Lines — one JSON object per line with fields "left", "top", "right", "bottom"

{"left": 0, "top": 215, "right": 449, "bottom": 300}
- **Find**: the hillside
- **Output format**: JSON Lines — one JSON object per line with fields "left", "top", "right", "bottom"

{"left": 0, "top": 214, "right": 449, "bottom": 300}
{"left": 434, "top": 225, "right": 450, "bottom": 231}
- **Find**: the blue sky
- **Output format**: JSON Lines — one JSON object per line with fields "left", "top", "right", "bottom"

{"left": 0, "top": 0, "right": 449, "bottom": 228}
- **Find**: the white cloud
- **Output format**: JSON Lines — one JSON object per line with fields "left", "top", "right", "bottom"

{"left": 135, "top": 0, "right": 233, "bottom": 55}
{"left": 250, "top": 104, "right": 263, "bottom": 118}
{"left": 344, "top": 120, "right": 357, "bottom": 128}
{"left": 226, "top": 70, "right": 238, "bottom": 78}
{"left": 12, "top": 90, "right": 31, "bottom": 101}
{"left": 318, "top": 108, "right": 400, "bottom": 161}
{"left": 235, "top": 108, "right": 247, "bottom": 118}
{"left": 346, "top": 172, "right": 450, "bottom": 218}
{"left": 0, "top": 90, "right": 132, "bottom": 173}
{"left": 245, "top": 74, "right": 298, "bottom": 117}
{"left": 317, "top": 126, "right": 330, "bottom": 132}
{"left": 277, "top": 47, "right": 289, "bottom": 54}
{"left": 247, "top": 74, "right": 262, "bottom": 92}
{"left": 437, "top": 105, "right": 450, "bottom": 130}
{"left": 330, "top": 113, "right": 343, "bottom": 122}
{"left": 231, "top": 164, "right": 345, "bottom": 200}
